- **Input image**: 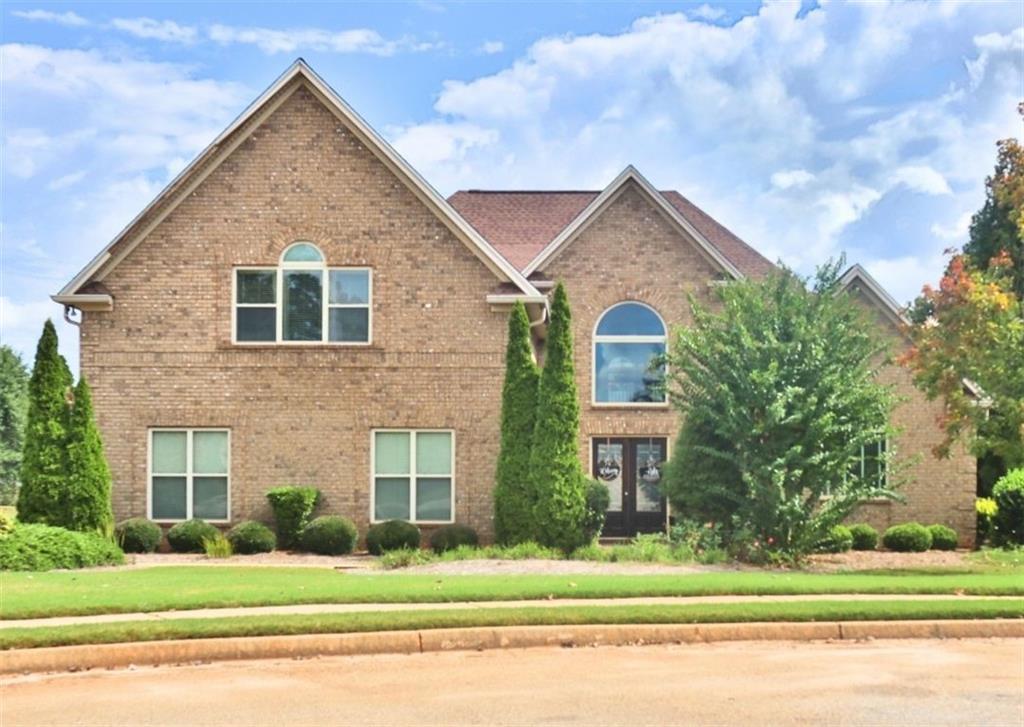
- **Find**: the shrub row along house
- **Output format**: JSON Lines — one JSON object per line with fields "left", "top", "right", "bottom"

{"left": 52, "top": 60, "right": 976, "bottom": 544}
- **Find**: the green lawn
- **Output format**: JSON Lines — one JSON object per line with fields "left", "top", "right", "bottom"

{"left": 4, "top": 567, "right": 1023, "bottom": 620}
{"left": 2, "top": 599, "right": 1019, "bottom": 650}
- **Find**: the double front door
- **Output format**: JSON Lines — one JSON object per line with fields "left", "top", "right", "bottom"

{"left": 592, "top": 437, "right": 668, "bottom": 538}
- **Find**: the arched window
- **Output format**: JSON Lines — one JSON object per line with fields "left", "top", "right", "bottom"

{"left": 593, "top": 302, "right": 666, "bottom": 404}
{"left": 234, "top": 242, "right": 372, "bottom": 344}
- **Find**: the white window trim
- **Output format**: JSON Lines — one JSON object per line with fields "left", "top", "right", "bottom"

{"left": 591, "top": 301, "right": 669, "bottom": 408}
{"left": 370, "top": 429, "right": 455, "bottom": 525}
{"left": 232, "top": 242, "right": 373, "bottom": 346}
{"left": 147, "top": 428, "right": 231, "bottom": 523}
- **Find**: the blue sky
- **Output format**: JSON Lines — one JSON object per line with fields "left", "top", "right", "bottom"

{"left": 2, "top": 1, "right": 1022, "bottom": 370}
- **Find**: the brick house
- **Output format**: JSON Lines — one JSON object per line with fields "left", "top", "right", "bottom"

{"left": 53, "top": 60, "right": 976, "bottom": 544}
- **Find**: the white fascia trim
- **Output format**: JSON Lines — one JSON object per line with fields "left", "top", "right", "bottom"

{"left": 51, "top": 294, "right": 113, "bottom": 311}
{"left": 522, "top": 165, "right": 743, "bottom": 280}
{"left": 838, "top": 264, "right": 910, "bottom": 326}
{"left": 55, "top": 59, "right": 541, "bottom": 300}
{"left": 485, "top": 294, "right": 549, "bottom": 305}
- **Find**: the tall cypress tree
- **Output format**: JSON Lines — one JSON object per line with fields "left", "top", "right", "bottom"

{"left": 17, "top": 320, "right": 73, "bottom": 525}
{"left": 529, "top": 282, "right": 587, "bottom": 551}
{"left": 493, "top": 301, "right": 540, "bottom": 544}
{"left": 64, "top": 377, "right": 115, "bottom": 535}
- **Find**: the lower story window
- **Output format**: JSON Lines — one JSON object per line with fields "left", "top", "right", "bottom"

{"left": 373, "top": 430, "right": 453, "bottom": 523}
{"left": 150, "top": 429, "right": 230, "bottom": 521}
{"left": 853, "top": 439, "right": 887, "bottom": 487}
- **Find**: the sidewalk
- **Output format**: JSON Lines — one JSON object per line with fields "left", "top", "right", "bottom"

{"left": 4, "top": 593, "right": 1019, "bottom": 630}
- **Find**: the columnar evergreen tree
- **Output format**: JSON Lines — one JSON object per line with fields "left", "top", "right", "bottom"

{"left": 17, "top": 320, "right": 73, "bottom": 525}
{"left": 528, "top": 283, "right": 587, "bottom": 552}
{"left": 64, "top": 378, "right": 115, "bottom": 535}
{"left": 0, "top": 346, "right": 30, "bottom": 505}
{"left": 493, "top": 302, "right": 541, "bottom": 544}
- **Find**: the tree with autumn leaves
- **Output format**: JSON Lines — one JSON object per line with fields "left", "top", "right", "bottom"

{"left": 904, "top": 105, "right": 1024, "bottom": 471}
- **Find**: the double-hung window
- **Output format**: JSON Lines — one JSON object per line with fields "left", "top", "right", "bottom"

{"left": 150, "top": 429, "right": 230, "bottom": 522}
{"left": 234, "top": 242, "right": 371, "bottom": 344}
{"left": 853, "top": 439, "right": 888, "bottom": 487}
{"left": 373, "top": 430, "right": 454, "bottom": 523}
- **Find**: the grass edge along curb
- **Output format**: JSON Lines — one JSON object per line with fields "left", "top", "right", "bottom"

{"left": 1, "top": 598, "right": 1021, "bottom": 651}
{"left": 5, "top": 568, "right": 1024, "bottom": 620}
{"left": 3, "top": 615, "right": 1023, "bottom": 675}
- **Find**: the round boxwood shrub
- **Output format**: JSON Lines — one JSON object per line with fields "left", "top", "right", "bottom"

{"left": 882, "top": 522, "right": 932, "bottom": 552}
{"left": 429, "top": 524, "right": 479, "bottom": 554}
{"left": 927, "top": 524, "right": 958, "bottom": 551}
{"left": 227, "top": 520, "right": 277, "bottom": 554}
{"left": 115, "top": 518, "right": 162, "bottom": 553}
{"left": 992, "top": 469, "right": 1024, "bottom": 546}
{"left": 815, "top": 524, "right": 853, "bottom": 553}
{"left": 298, "top": 516, "right": 358, "bottom": 555}
{"left": 366, "top": 520, "right": 421, "bottom": 555}
{"left": 0, "top": 523, "right": 124, "bottom": 571}
{"left": 166, "top": 519, "right": 220, "bottom": 553}
{"left": 848, "top": 523, "right": 879, "bottom": 551}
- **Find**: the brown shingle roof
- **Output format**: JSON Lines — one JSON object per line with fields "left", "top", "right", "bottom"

{"left": 448, "top": 188, "right": 775, "bottom": 278}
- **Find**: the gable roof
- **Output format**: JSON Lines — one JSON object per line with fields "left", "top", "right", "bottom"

{"left": 838, "top": 263, "right": 910, "bottom": 327}
{"left": 449, "top": 166, "right": 775, "bottom": 279}
{"left": 54, "top": 59, "right": 541, "bottom": 310}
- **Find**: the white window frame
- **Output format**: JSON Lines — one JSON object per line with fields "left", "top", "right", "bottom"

{"left": 147, "top": 428, "right": 231, "bottom": 523}
{"left": 592, "top": 301, "right": 669, "bottom": 408}
{"left": 854, "top": 438, "right": 889, "bottom": 488}
{"left": 232, "top": 242, "right": 373, "bottom": 346}
{"left": 370, "top": 429, "right": 455, "bottom": 525}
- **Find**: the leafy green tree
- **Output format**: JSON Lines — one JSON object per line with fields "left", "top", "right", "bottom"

{"left": 0, "top": 346, "right": 29, "bottom": 505}
{"left": 493, "top": 302, "right": 541, "bottom": 544}
{"left": 529, "top": 283, "right": 587, "bottom": 552}
{"left": 662, "top": 261, "right": 900, "bottom": 558}
{"left": 17, "top": 320, "right": 73, "bottom": 525}
{"left": 63, "top": 377, "right": 115, "bottom": 535}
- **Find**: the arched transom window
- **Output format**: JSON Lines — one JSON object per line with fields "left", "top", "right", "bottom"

{"left": 593, "top": 302, "right": 666, "bottom": 404}
{"left": 234, "top": 242, "right": 372, "bottom": 344}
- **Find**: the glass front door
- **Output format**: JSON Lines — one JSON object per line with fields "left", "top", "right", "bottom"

{"left": 592, "top": 437, "right": 667, "bottom": 537}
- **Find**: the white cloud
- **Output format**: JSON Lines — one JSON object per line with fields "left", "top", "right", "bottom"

{"left": 111, "top": 17, "right": 197, "bottom": 43}
{"left": 689, "top": 4, "right": 726, "bottom": 22}
{"left": 47, "top": 170, "right": 86, "bottom": 191}
{"left": 966, "top": 27, "right": 1024, "bottom": 88}
{"left": 890, "top": 165, "right": 953, "bottom": 196}
{"left": 479, "top": 40, "right": 505, "bottom": 55}
{"left": 931, "top": 211, "right": 974, "bottom": 242}
{"left": 771, "top": 169, "right": 815, "bottom": 190}
{"left": 207, "top": 24, "right": 438, "bottom": 55}
{"left": 11, "top": 9, "right": 88, "bottom": 26}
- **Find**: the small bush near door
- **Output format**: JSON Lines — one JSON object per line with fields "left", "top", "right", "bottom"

{"left": 167, "top": 519, "right": 220, "bottom": 553}
{"left": 299, "top": 516, "right": 358, "bottom": 555}
{"left": 266, "top": 486, "right": 320, "bottom": 549}
{"left": 227, "top": 521, "right": 277, "bottom": 554}
{"left": 882, "top": 522, "right": 932, "bottom": 552}
{"left": 848, "top": 523, "right": 879, "bottom": 551}
{"left": 115, "top": 518, "right": 162, "bottom": 553}
{"left": 927, "top": 524, "right": 958, "bottom": 551}
{"left": 366, "top": 520, "right": 421, "bottom": 555}
{"left": 429, "top": 524, "right": 479, "bottom": 554}
{"left": 582, "top": 479, "right": 610, "bottom": 544}
{"left": 992, "top": 469, "right": 1024, "bottom": 545}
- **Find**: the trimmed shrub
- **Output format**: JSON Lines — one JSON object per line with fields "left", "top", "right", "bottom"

{"left": 815, "top": 524, "right": 853, "bottom": 553}
{"left": 529, "top": 283, "right": 588, "bottom": 552}
{"left": 115, "top": 518, "right": 162, "bottom": 553}
{"left": 493, "top": 301, "right": 541, "bottom": 545}
{"left": 927, "top": 524, "right": 958, "bottom": 551}
{"left": 299, "top": 516, "right": 358, "bottom": 555}
{"left": 883, "top": 522, "right": 932, "bottom": 552}
{"left": 366, "top": 520, "right": 421, "bottom": 555}
{"left": 848, "top": 523, "right": 879, "bottom": 551}
{"left": 429, "top": 524, "right": 479, "bottom": 554}
{"left": 166, "top": 518, "right": 219, "bottom": 553}
{"left": 0, "top": 523, "right": 123, "bottom": 571}
{"left": 227, "top": 521, "right": 277, "bottom": 554}
{"left": 266, "top": 486, "right": 320, "bottom": 549}
{"left": 582, "top": 479, "right": 611, "bottom": 544}
{"left": 992, "top": 469, "right": 1024, "bottom": 546}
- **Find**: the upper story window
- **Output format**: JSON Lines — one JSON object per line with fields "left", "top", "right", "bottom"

{"left": 593, "top": 302, "right": 667, "bottom": 405}
{"left": 234, "top": 242, "right": 372, "bottom": 344}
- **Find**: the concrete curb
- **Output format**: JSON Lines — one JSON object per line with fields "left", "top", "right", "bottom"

{"left": 3, "top": 619, "right": 1022, "bottom": 675}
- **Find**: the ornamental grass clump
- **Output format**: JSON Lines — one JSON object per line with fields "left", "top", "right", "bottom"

{"left": 202, "top": 531, "right": 233, "bottom": 559}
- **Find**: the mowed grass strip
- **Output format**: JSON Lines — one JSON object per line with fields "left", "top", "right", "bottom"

{"left": 4, "top": 568, "right": 1024, "bottom": 620}
{"left": 1, "top": 599, "right": 1020, "bottom": 650}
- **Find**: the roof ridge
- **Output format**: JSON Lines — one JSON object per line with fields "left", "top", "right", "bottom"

{"left": 456, "top": 189, "right": 601, "bottom": 195}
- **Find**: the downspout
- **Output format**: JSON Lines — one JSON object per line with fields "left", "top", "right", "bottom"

{"left": 63, "top": 305, "right": 82, "bottom": 327}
